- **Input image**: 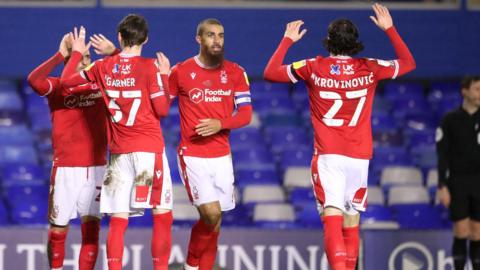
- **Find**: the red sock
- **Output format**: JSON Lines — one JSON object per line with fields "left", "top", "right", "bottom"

{"left": 343, "top": 226, "right": 359, "bottom": 270}
{"left": 322, "top": 215, "right": 347, "bottom": 270}
{"left": 79, "top": 220, "right": 100, "bottom": 270}
{"left": 199, "top": 231, "right": 219, "bottom": 270}
{"left": 107, "top": 217, "right": 128, "bottom": 270}
{"left": 48, "top": 228, "right": 68, "bottom": 268}
{"left": 152, "top": 212, "right": 173, "bottom": 270}
{"left": 186, "top": 220, "right": 215, "bottom": 267}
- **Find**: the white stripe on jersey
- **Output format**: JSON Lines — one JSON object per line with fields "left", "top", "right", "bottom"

{"left": 123, "top": 90, "right": 141, "bottom": 98}
{"left": 392, "top": 60, "right": 399, "bottom": 79}
{"left": 156, "top": 72, "right": 164, "bottom": 89}
{"left": 106, "top": 90, "right": 120, "bottom": 98}
{"left": 287, "top": 64, "right": 298, "bottom": 83}
{"left": 235, "top": 97, "right": 252, "bottom": 105}
{"left": 150, "top": 91, "right": 165, "bottom": 99}
{"left": 42, "top": 79, "right": 54, "bottom": 96}
{"left": 80, "top": 70, "right": 87, "bottom": 80}
{"left": 234, "top": 91, "right": 251, "bottom": 96}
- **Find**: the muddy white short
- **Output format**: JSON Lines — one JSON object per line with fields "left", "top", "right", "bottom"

{"left": 100, "top": 152, "right": 173, "bottom": 216}
{"left": 49, "top": 166, "right": 105, "bottom": 226}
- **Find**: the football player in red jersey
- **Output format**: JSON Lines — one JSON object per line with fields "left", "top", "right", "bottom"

{"left": 264, "top": 4, "right": 415, "bottom": 270}
{"left": 28, "top": 33, "right": 113, "bottom": 270}
{"left": 60, "top": 15, "right": 173, "bottom": 270}
{"left": 169, "top": 18, "right": 252, "bottom": 270}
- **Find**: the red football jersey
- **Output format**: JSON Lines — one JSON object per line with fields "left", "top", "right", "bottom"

{"left": 169, "top": 56, "right": 251, "bottom": 157}
{"left": 39, "top": 80, "right": 107, "bottom": 167}
{"left": 82, "top": 54, "right": 166, "bottom": 154}
{"left": 289, "top": 56, "right": 400, "bottom": 159}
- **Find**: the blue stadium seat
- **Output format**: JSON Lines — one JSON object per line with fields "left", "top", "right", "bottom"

{"left": 405, "top": 129, "right": 435, "bottom": 148}
{"left": 235, "top": 167, "right": 280, "bottom": 188}
{"left": 280, "top": 148, "right": 313, "bottom": 171}
{"left": 29, "top": 112, "right": 52, "bottom": 132}
{"left": 391, "top": 98, "right": 429, "bottom": 121}
{"left": 295, "top": 202, "right": 322, "bottom": 228}
{"left": 0, "top": 200, "right": 9, "bottom": 224}
{"left": 265, "top": 126, "right": 311, "bottom": 155}
{"left": 371, "top": 112, "right": 397, "bottom": 133}
{"left": 289, "top": 187, "right": 316, "bottom": 206}
{"left": 362, "top": 205, "right": 394, "bottom": 224}
{"left": 261, "top": 111, "right": 303, "bottom": 127}
{"left": 233, "top": 147, "right": 274, "bottom": 167}
{"left": 402, "top": 115, "right": 436, "bottom": 134}
{"left": 369, "top": 147, "right": 411, "bottom": 185}
{"left": 0, "top": 111, "right": 26, "bottom": 127}
{"left": 435, "top": 98, "right": 462, "bottom": 120}
{"left": 410, "top": 145, "right": 437, "bottom": 170}
{"left": 0, "top": 79, "right": 18, "bottom": 92}
{"left": 383, "top": 82, "right": 424, "bottom": 101}
{"left": 0, "top": 145, "right": 39, "bottom": 165}
{"left": 222, "top": 205, "right": 252, "bottom": 227}
{"left": 373, "top": 130, "right": 404, "bottom": 147}
{"left": 11, "top": 200, "right": 48, "bottom": 225}
{"left": 372, "top": 96, "right": 392, "bottom": 114}
{"left": 25, "top": 94, "right": 49, "bottom": 114}
{"left": 250, "top": 81, "right": 290, "bottom": 100}
{"left": 390, "top": 204, "right": 446, "bottom": 229}
{"left": 0, "top": 91, "right": 23, "bottom": 112}
{"left": 2, "top": 163, "right": 45, "bottom": 183}
{"left": 0, "top": 125, "right": 34, "bottom": 145}
{"left": 4, "top": 184, "right": 49, "bottom": 206}
{"left": 254, "top": 97, "right": 294, "bottom": 115}
{"left": 230, "top": 127, "right": 265, "bottom": 151}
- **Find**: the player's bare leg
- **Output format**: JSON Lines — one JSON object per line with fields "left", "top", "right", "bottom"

{"left": 322, "top": 207, "right": 347, "bottom": 270}
{"left": 469, "top": 220, "right": 480, "bottom": 270}
{"left": 185, "top": 201, "right": 222, "bottom": 270}
{"left": 48, "top": 224, "right": 69, "bottom": 270}
{"left": 343, "top": 213, "right": 360, "bottom": 270}
{"left": 106, "top": 213, "right": 129, "bottom": 270}
{"left": 151, "top": 208, "right": 173, "bottom": 270}
{"left": 79, "top": 215, "right": 100, "bottom": 270}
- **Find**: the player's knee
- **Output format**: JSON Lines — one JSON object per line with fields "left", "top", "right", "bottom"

{"left": 454, "top": 220, "right": 471, "bottom": 238}
{"left": 469, "top": 222, "right": 480, "bottom": 240}
{"left": 201, "top": 211, "right": 222, "bottom": 226}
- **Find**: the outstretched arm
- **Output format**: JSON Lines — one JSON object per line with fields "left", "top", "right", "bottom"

{"left": 370, "top": 3, "right": 416, "bottom": 78}
{"left": 27, "top": 34, "right": 70, "bottom": 95}
{"left": 263, "top": 20, "right": 307, "bottom": 82}
{"left": 150, "top": 52, "right": 171, "bottom": 118}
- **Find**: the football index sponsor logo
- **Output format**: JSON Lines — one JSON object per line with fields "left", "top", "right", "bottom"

{"left": 389, "top": 242, "right": 433, "bottom": 270}
{"left": 64, "top": 95, "right": 79, "bottom": 108}
{"left": 189, "top": 88, "right": 232, "bottom": 104}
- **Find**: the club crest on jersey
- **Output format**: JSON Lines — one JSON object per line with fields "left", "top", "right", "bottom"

{"left": 330, "top": 65, "right": 341, "bottom": 75}
{"left": 343, "top": 64, "right": 355, "bottom": 75}
{"left": 64, "top": 95, "right": 79, "bottom": 108}
{"left": 189, "top": 88, "right": 204, "bottom": 104}
{"left": 220, "top": 70, "right": 228, "bottom": 84}
{"left": 192, "top": 186, "right": 199, "bottom": 200}
{"left": 164, "top": 189, "right": 171, "bottom": 204}
{"left": 155, "top": 170, "right": 162, "bottom": 179}
{"left": 190, "top": 72, "right": 196, "bottom": 79}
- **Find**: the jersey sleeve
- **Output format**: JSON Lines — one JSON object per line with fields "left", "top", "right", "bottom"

{"left": 233, "top": 65, "right": 252, "bottom": 108}
{"left": 168, "top": 65, "right": 180, "bottom": 100}
{"left": 436, "top": 115, "right": 451, "bottom": 187}
{"left": 290, "top": 59, "right": 313, "bottom": 83}
{"left": 148, "top": 60, "right": 170, "bottom": 118}
{"left": 367, "top": 58, "right": 399, "bottom": 80}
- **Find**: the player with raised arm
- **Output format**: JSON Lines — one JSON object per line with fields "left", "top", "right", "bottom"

{"left": 264, "top": 3, "right": 415, "bottom": 270}
{"left": 27, "top": 33, "right": 113, "bottom": 270}
{"left": 169, "top": 18, "right": 252, "bottom": 270}
{"left": 60, "top": 15, "right": 173, "bottom": 270}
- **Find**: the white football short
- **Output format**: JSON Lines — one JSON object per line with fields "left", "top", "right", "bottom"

{"left": 100, "top": 152, "right": 173, "bottom": 216}
{"left": 48, "top": 166, "right": 105, "bottom": 226}
{"left": 177, "top": 154, "right": 235, "bottom": 211}
{"left": 311, "top": 154, "right": 369, "bottom": 215}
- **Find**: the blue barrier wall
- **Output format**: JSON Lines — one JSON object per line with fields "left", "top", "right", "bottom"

{"left": 0, "top": 7, "right": 479, "bottom": 79}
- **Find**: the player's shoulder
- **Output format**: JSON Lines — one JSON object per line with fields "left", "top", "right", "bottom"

{"left": 363, "top": 57, "right": 395, "bottom": 68}
{"left": 223, "top": 60, "right": 244, "bottom": 71}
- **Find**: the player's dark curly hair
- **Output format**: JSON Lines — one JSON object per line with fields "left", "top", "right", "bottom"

{"left": 461, "top": 75, "right": 480, "bottom": 90}
{"left": 117, "top": 14, "right": 148, "bottom": 47}
{"left": 322, "top": 19, "right": 364, "bottom": 56}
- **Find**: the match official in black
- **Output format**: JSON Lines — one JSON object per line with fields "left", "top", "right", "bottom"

{"left": 436, "top": 76, "right": 480, "bottom": 270}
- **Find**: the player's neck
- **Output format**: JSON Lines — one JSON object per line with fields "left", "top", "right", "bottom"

{"left": 196, "top": 53, "right": 222, "bottom": 69}
{"left": 462, "top": 100, "right": 479, "bottom": 115}
{"left": 121, "top": 46, "right": 142, "bottom": 56}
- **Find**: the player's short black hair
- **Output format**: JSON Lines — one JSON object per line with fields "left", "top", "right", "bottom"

{"left": 461, "top": 76, "right": 480, "bottom": 90}
{"left": 322, "top": 19, "right": 364, "bottom": 56}
{"left": 117, "top": 14, "right": 148, "bottom": 47}
{"left": 196, "top": 18, "right": 223, "bottom": 36}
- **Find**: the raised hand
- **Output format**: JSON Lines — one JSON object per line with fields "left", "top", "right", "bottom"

{"left": 70, "top": 26, "right": 91, "bottom": 55}
{"left": 58, "top": 33, "right": 72, "bottom": 58}
{"left": 284, "top": 20, "right": 307, "bottom": 43}
{"left": 370, "top": 3, "right": 393, "bottom": 31}
{"left": 90, "top": 34, "right": 116, "bottom": 55}
{"left": 156, "top": 51, "right": 170, "bottom": 75}
{"left": 195, "top": 119, "right": 222, "bottom": 137}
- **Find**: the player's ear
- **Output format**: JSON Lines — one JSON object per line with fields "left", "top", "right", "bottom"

{"left": 117, "top": 32, "right": 124, "bottom": 48}
{"left": 195, "top": 35, "right": 201, "bottom": 45}
{"left": 142, "top": 36, "right": 148, "bottom": 46}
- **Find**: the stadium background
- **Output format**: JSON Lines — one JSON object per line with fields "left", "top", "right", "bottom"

{"left": 0, "top": 0, "right": 479, "bottom": 269}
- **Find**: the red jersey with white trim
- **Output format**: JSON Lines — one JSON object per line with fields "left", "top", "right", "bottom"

{"left": 82, "top": 54, "right": 166, "bottom": 154}
{"left": 289, "top": 56, "right": 399, "bottom": 159}
{"left": 28, "top": 52, "right": 107, "bottom": 167}
{"left": 169, "top": 56, "right": 251, "bottom": 157}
